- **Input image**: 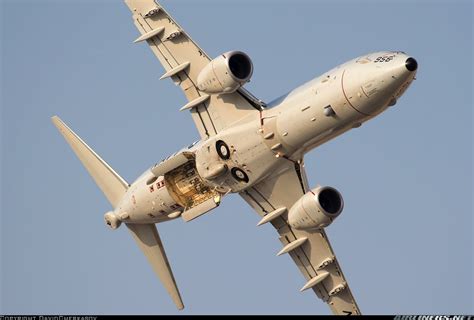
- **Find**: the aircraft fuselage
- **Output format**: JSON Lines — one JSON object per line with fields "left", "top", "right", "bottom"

{"left": 112, "top": 51, "right": 417, "bottom": 225}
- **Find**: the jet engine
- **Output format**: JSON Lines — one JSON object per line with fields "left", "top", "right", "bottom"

{"left": 288, "top": 186, "right": 344, "bottom": 230}
{"left": 197, "top": 51, "right": 253, "bottom": 94}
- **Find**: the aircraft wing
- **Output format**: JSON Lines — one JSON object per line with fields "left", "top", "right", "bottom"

{"left": 239, "top": 161, "right": 361, "bottom": 315}
{"left": 124, "top": 0, "right": 262, "bottom": 139}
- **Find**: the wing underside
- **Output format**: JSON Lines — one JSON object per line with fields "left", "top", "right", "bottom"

{"left": 125, "top": 0, "right": 262, "bottom": 139}
{"left": 125, "top": 0, "right": 360, "bottom": 314}
{"left": 240, "top": 161, "right": 361, "bottom": 315}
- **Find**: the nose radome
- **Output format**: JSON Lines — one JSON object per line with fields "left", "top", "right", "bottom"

{"left": 405, "top": 57, "right": 418, "bottom": 72}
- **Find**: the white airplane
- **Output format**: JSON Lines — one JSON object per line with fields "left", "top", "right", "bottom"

{"left": 52, "top": 0, "right": 417, "bottom": 315}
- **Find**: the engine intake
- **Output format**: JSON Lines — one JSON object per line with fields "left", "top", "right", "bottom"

{"left": 318, "top": 188, "right": 343, "bottom": 215}
{"left": 288, "top": 186, "right": 344, "bottom": 230}
{"left": 197, "top": 51, "right": 253, "bottom": 94}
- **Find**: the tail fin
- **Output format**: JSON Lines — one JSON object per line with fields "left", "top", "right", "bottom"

{"left": 51, "top": 116, "right": 128, "bottom": 207}
{"left": 127, "top": 223, "right": 185, "bottom": 310}
{"left": 52, "top": 116, "right": 184, "bottom": 309}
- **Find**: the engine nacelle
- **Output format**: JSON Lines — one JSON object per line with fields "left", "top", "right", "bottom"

{"left": 197, "top": 51, "right": 253, "bottom": 94}
{"left": 288, "top": 186, "right": 344, "bottom": 230}
{"left": 104, "top": 211, "right": 122, "bottom": 230}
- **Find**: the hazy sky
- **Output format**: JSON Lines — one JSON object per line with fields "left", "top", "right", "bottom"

{"left": 1, "top": 0, "right": 472, "bottom": 315}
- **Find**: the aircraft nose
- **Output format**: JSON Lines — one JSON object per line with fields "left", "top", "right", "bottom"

{"left": 405, "top": 57, "right": 418, "bottom": 72}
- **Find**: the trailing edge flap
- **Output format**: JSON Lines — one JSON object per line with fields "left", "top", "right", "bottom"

{"left": 51, "top": 116, "right": 128, "bottom": 208}
{"left": 127, "top": 223, "right": 184, "bottom": 310}
{"left": 151, "top": 151, "right": 193, "bottom": 178}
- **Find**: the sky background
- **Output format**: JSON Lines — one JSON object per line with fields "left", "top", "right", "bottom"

{"left": 1, "top": 0, "right": 472, "bottom": 315}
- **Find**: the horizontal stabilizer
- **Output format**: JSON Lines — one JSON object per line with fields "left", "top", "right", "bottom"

{"left": 127, "top": 223, "right": 184, "bottom": 310}
{"left": 51, "top": 116, "right": 128, "bottom": 207}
